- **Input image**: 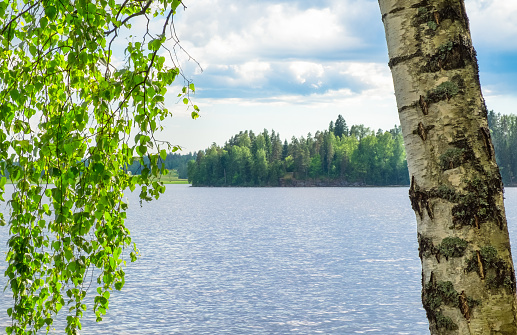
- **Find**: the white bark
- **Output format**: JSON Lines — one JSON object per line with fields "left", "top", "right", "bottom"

{"left": 379, "top": 0, "right": 517, "bottom": 333}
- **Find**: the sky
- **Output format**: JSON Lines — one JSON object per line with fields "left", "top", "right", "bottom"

{"left": 149, "top": 0, "right": 517, "bottom": 153}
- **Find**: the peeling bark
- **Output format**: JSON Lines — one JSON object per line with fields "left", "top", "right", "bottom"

{"left": 379, "top": 0, "right": 517, "bottom": 333}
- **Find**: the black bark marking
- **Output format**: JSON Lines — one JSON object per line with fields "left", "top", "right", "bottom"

{"left": 409, "top": 176, "right": 434, "bottom": 220}
{"left": 438, "top": 3, "right": 463, "bottom": 24}
{"left": 410, "top": 176, "right": 425, "bottom": 218}
{"left": 412, "top": 1, "right": 467, "bottom": 42}
{"left": 389, "top": 7, "right": 405, "bottom": 14}
{"left": 398, "top": 102, "right": 418, "bottom": 114}
{"left": 418, "top": 233, "right": 436, "bottom": 260}
{"left": 418, "top": 122, "right": 427, "bottom": 141}
{"left": 388, "top": 50, "right": 423, "bottom": 68}
{"left": 459, "top": 291, "right": 471, "bottom": 321}
{"left": 425, "top": 200, "right": 434, "bottom": 219}
{"left": 480, "top": 127, "right": 493, "bottom": 160}
{"left": 496, "top": 215, "right": 504, "bottom": 230}
{"left": 381, "top": 7, "right": 405, "bottom": 21}
{"left": 411, "top": 1, "right": 430, "bottom": 9}
{"left": 413, "top": 123, "right": 434, "bottom": 141}
{"left": 422, "top": 272, "right": 479, "bottom": 331}
{"left": 419, "top": 95, "right": 428, "bottom": 115}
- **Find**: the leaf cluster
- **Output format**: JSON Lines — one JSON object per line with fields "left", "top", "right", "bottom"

{"left": 0, "top": 0, "right": 199, "bottom": 333}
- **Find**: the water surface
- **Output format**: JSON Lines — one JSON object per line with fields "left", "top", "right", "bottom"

{"left": 2, "top": 186, "right": 516, "bottom": 334}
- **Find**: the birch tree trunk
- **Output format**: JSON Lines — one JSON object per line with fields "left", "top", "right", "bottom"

{"left": 378, "top": 1, "right": 517, "bottom": 333}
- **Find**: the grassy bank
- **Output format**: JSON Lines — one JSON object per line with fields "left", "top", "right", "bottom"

{"left": 160, "top": 179, "right": 189, "bottom": 184}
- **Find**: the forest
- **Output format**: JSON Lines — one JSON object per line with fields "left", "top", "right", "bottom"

{"left": 126, "top": 112, "right": 517, "bottom": 187}
{"left": 488, "top": 111, "right": 517, "bottom": 185}
{"left": 187, "top": 115, "right": 409, "bottom": 186}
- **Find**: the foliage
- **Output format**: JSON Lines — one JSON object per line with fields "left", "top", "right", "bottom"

{"left": 0, "top": 0, "right": 198, "bottom": 333}
{"left": 487, "top": 111, "right": 517, "bottom": 185}
{"left": 333, "top": 114, "right": 348, "bottom": 139}
{"left": 172, "top": 111, "right": 516, "bottom": 187}
{"left": 188, "top": 117, "right": 410, "bottom": 186}
{"left": 127, "top": 152, "right": 196, "bottom": 179}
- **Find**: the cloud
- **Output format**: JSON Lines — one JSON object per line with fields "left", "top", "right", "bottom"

{"left": 154, "top": 0, "right": 517, "bottom": 152}
{"left": 467, "top": 0, "right": 517, "bottom": 52}
{"left": 190, "top": 61, "right": 393, "bottom": 106}
{"left": 185, "top": 60, "right": 392, "bottom": 100}
{"left": 168, "top": 0, "right": 387, "bottom": 101}
{"left": 173, "top": 0, "right": 379, "bottom": 62}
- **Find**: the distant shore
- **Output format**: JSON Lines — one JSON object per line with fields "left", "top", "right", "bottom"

{"left": 3, "top": 178, "right": 190, "bottom": 185}
{"left": 190, "top": 178, "right": 410, "bottom": 187}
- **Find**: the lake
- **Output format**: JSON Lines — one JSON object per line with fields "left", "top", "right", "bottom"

{"left": 2, "top": 186, "right": 517, "bottom": 334}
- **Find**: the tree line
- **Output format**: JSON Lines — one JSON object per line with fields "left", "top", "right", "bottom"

{"left": 123, "top": 112, "right": 517, "bottom": 187}
{"left": 488, "top": 111, "right": 517, "bottom": 185}
{"left": 187, "top": 115, "right": 410, "bottom": 186}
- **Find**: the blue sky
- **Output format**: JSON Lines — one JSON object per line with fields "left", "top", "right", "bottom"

{"left": 152, "top": 0, "right": 517, "bottom": 152}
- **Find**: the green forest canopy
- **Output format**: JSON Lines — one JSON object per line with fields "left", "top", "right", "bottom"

{"left": 188, "top": 115, "right": 409, "bottom": 186}
{"left": 139, "top": 112, "right": 517, "bottom": 187}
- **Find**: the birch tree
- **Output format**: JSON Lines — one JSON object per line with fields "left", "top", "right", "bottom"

{"left": 0, "top": 0, "right": 198, "bottom": 334}
{"left": 379, "top": 0, "right": 517, "bottom": 333}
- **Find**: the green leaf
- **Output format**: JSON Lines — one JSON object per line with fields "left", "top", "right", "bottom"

{"left": 9, "top": 89, "right": 19, "bottom": 102}
{"left": 29, "top": 45, "right": 37, "bottom": 56}
{"left": 39, "top": 17, "right": 48, "bottom": 29}
{"left": 171, "top": 0, "right": 182, "bottom": 11}
{"left": 136, "top": 145, "right": 147, "bottom": 156}
{"left": 45, "top": 6, "right": 57, "bottom": 20}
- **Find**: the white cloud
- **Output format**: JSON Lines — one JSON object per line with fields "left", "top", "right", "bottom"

{"left": 172, "top": 0, "right": 375, "bottom": 64}
{"left": 148, "top": 0, "right": 517, "bottom": 150}
{"left": 193, "top": 61, "right": 393, "bottom": 107}
{"left": 289, "top": 62, "right": 325, "bottom": 85}
{"left": 339, "top": 63, "right": 394, "bottom": 96}
{"left": 466, "top": 0, "right": 517, "bottom": 51}
{"left": 231, "top": 61, "right": 271, "bottom": 86}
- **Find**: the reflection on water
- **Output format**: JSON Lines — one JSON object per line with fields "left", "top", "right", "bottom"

{"left": 3, "top": 185, "right": 515, "bottom": 334}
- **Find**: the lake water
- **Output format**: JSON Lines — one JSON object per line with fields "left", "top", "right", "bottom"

{"left": 1, "top": 186, "right": 517, "bottom": 334}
